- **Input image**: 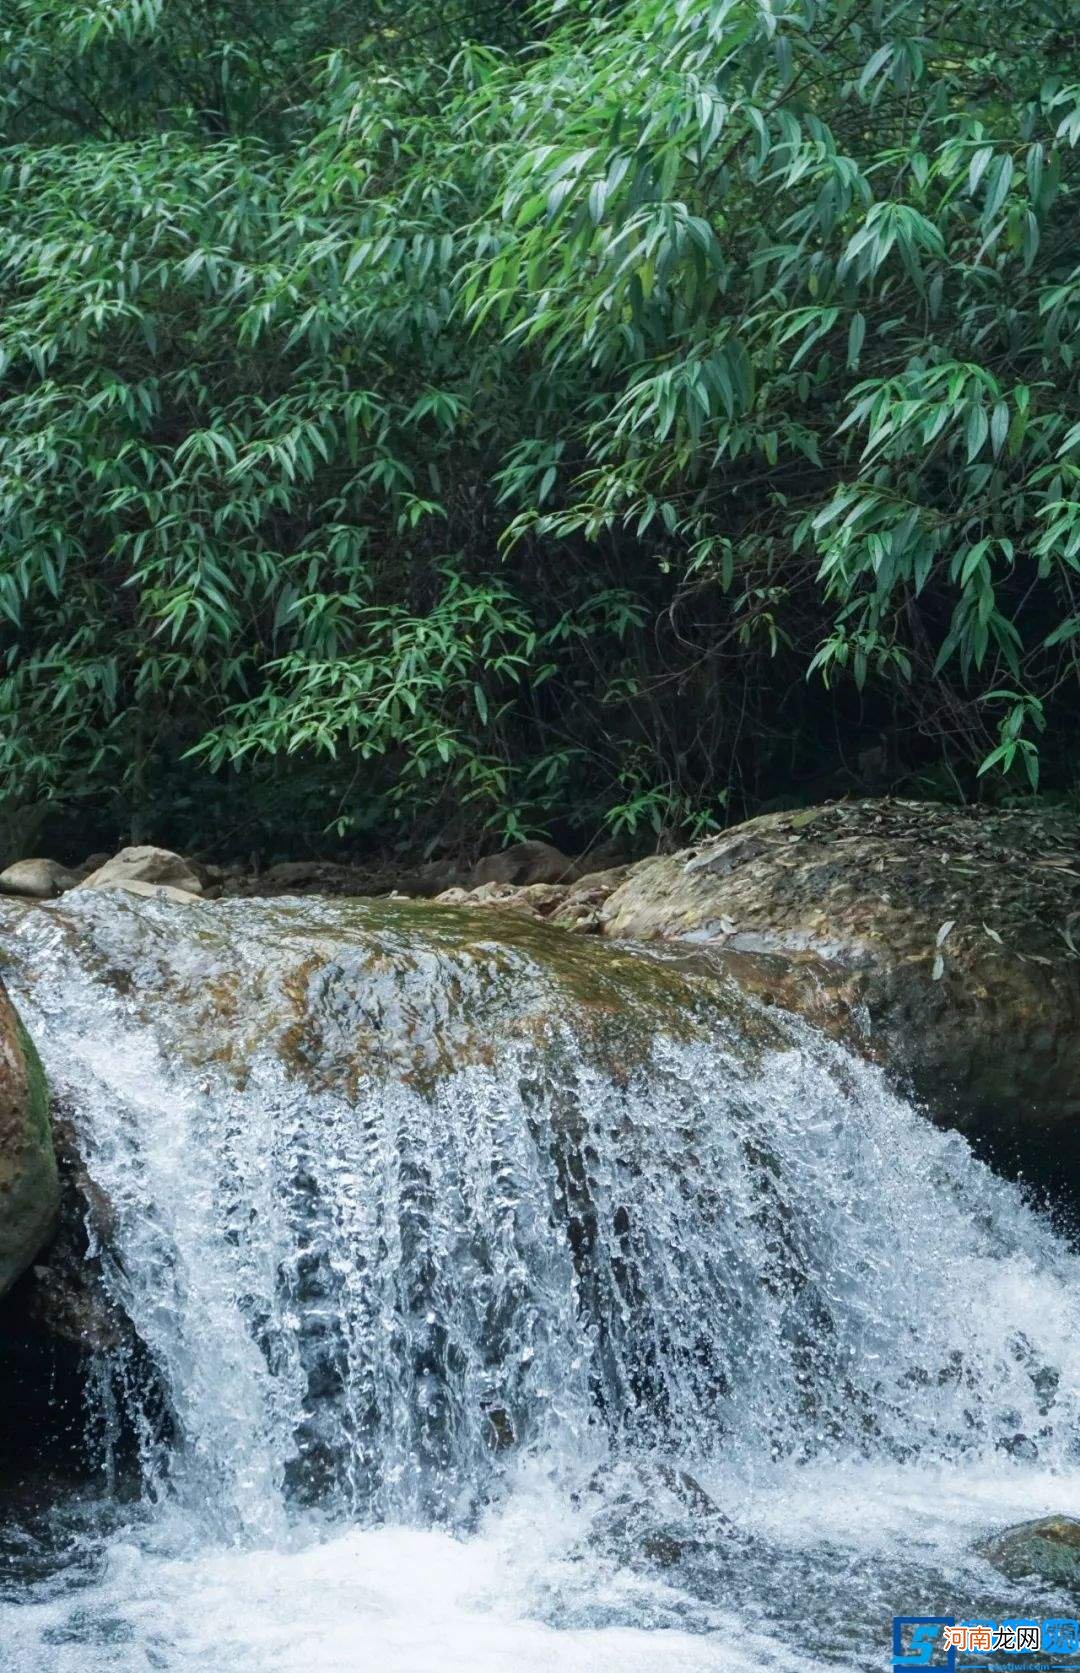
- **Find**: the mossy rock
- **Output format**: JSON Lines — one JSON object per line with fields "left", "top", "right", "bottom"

{"left": 981, "top": 1516, "right": 1080, "bottom": 1587}
{"left": 0, "top": 980, "right": 59, "bottom": 1296}
{"left": 600, "top": 799, "right": 1080, "bottom": 1197}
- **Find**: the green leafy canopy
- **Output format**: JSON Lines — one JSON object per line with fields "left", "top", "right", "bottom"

{"left": 1, "top": 0, "right": 1078, "bottom": 851}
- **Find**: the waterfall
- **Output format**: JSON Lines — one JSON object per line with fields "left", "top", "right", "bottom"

{"left": 2, "top": 891, "right": 1079, "bottom": 1670}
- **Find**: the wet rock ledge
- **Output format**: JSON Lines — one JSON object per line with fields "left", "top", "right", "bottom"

{"left": 3, "top": 798, "right": 1080, "bottom": 1202}
{"left": 437, "top": 800, "right": 1080, "bottom": 1200}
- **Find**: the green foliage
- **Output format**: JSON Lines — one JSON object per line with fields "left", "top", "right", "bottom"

{"left": 1, "top": 0, "right": 1078, "bottom": 854}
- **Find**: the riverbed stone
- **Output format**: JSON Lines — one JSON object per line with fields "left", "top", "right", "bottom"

{"left": 434, "top": 866, "right": 633, "bottom": 927}
{"left": 471, "top": 840, "right": 583, "bottom": 887}
{"left": 77, "top": 845, "right": 203, "bottom": 895}
{"left": 0, "top": 858, "right": 80, "bottom": 899}
{"left": 981, "top": 1515, "right": 1080, "bottom": 1586}
{"left": 102, "top": 878, "right": 202, "bottom": 904}
{"left": 0, "top": 982, "right": 59, "bottom": 1297}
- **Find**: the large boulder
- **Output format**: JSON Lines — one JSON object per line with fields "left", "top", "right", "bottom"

{"left": 599, "top": 800, "right": 1080, "bottom": 1194}
{"left": 77, "top": 845, "right": 203, "bottom": 897}
{"left": 0, "top": 982, "right": 59, "bottom": 1296}
{"left": 0, "top": 858, "right": 80, "bottom": 899}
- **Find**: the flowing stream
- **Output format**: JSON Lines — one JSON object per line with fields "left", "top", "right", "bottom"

{"left": 0, "top": 892, "right": 1078, "bottom": 1671}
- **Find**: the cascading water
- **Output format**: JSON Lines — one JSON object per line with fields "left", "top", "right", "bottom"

{"left": 0, "top": 891, "right": 1078, "bottom": 1671}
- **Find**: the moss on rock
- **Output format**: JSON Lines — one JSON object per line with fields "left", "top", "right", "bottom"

{"left": 981, "top": 1516, "right": 1080, "bottom": 1587}
{"left": 597, "top": 799, "right": 1080, "bottom": 1198}
{"left": 0, "top": 982, "right": 60, "bottom": 1297}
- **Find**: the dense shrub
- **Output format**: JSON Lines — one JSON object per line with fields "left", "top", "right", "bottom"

{"left": 1, "top": 0, "right": 1078, "bottom": 856}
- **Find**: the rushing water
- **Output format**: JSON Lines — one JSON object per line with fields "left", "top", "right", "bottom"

{"left": 0, "top": 892, "right": 1078, "bottom": 1671}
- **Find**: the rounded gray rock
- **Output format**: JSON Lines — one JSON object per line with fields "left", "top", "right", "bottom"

{"left": 0, "top": 858, "right": 81, "bottom": 899}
